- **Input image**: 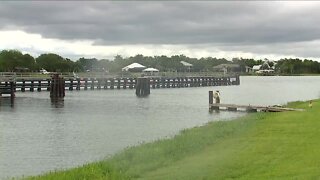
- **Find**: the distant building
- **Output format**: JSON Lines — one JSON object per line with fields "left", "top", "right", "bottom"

{"left": 180, "top": 61, "right": 193, "bottom": 72}
{"left": 213, "top": 64, "right": 241, "bottom": 73}
{"left": 122, "top": 63, "right": 146, "bottom": 72}
{"left": 142, "top": 67, "right": 159, "bottom": 76}
{"left": 245, "top": 66, "right": 253, "bottom": 73}
{"left": 253, "top": 59, "right": 275, "bottom": 75}
{"left": 252, "top": 65, "right": 262, "bottom": 72}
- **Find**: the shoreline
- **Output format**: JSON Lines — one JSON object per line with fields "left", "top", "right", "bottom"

{"left": 25, "top": 99, "right": 319, "bottom": 179}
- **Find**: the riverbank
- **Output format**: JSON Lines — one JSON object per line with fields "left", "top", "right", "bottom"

{"left": 27, "top": 99, "right": 319, "bottom": 179}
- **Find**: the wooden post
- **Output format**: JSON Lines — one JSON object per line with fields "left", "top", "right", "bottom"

{"left": 209, "top": 91, "right": 213, "bottom": 105}
{"left": 190, "top": 78, "right": 194, "bottom": 87}
{"left": 151, "top": 78, "right": 156, "bottom": 89}
{"left": 60, "top": 77, "right": 65, "bottom": 97}
{"left": 30, "top": 80, "right": 34, "bottom": 92}
{"left": 104, "top": 79, "right": 108, "bottom": 89}
{"left": 90, "top": 78, "right": 95, "bottom": 90}
{"left": 133, "top": 78, "right": 136, "bottom": 88}
{"left": 205, "top": 77, "right": 208, "bottom": 86}
{"left": 76, "top": 78, "right": 80, "bottom": 90}
{"left": 110, "top": 79, "right": 114, "bottom": 89}
{"left": 136, "top": 77, "right": 150, "bottom": 97}
{"left": 209, "top": 90, "right": 219, "bottom": 111}
{"left": 217, "top": 78, "right": 221, "bottom": 86}
{"left": 172, "top": 78, "right": 176, "bottom": 88}
{"left": 47, "top": 79, "right": 51, "bottom": 91}
{"left": 161, "top": 77, "right": 165, "bottom": 88}
{"left": 117, "top": 78, "right": 121, "bottom": 89}
{"left": 84, "top": 78, "right": 88, "bottom": 90}
{"left": 21, "top": 79, "right": 25, "bottom": 92}
{"left": 123, "top": 78, "right": 127, "bottom": 89}
{"left": 181, "top": 78, "right": 185, "bottom": 88}
{"left": 10, "top": 81, "right": 15, "bottom": 99}
{"left": 166, "top": 78, "right": 170, "bottom": 88}
{"left": 129, "top": 78, "right": 133, "bottom": 89}
{"left": 185, "top": 78, "right": 188, "bottom": 87}
{"left": 37, "top": 80, "right": 42, "bottom": 92}
{"left": 236, "top": 75, "right": 240, "bottom": 85}
{"left": 50, "top": 74, "right": 65, "bottom": 98}
{"left": 201, "top": 77, "right": 204, "bottom": 87}
{"left": 69, "top": 79, "right": 73, "bottom": 91}
{"left": 156, "top": 78, "right": 160, "bottom": 88}
{"left": 97, "top": 79, "right": 101, "bottom": 90}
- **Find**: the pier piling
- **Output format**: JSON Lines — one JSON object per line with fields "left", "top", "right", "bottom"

{"left": 136, "top": 77, "right": 150, "bottom": 97}
{"left": 50, "top": 74, "right": 65, "bottom": 98}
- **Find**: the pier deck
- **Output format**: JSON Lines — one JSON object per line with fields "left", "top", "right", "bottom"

{"left": 209, "top": 103, "right": 304, "bottom": 112}
{"left": 0, "top": 75, "right": 240, "bottom": 92}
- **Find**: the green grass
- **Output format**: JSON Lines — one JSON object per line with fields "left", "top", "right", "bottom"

{"left": 27, "top": 99, "right": 320, "bottom": 180}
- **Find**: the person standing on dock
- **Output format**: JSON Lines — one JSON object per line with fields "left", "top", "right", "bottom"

{"left": 213, "top": 90, "right": 220, "bottom": 104}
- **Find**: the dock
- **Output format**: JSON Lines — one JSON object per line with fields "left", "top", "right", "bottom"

{"left": 0, "top": 75, "right": 240, "bottom": 92}
{"left": 0, "top": 73, "right": 15, "bottom": 99}
{"left": 208, "top": 91, "right": 304, "bottom": 112}
{"left": 209, "top": 103, "right": 304, "bottom": 112}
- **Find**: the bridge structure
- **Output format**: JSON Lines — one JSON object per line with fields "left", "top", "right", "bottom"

{"left": 1, "top": 75, "right": 240, "bottom": 92}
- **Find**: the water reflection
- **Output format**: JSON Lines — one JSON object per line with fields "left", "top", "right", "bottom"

{"left": 50, "top": 98, "right": 64, "bottom": 108}
{"left": 209, "top": 108, "right": 220, "bottom": 114}
{"left": 0, "top": 96, "right": 14, "bottom": 108}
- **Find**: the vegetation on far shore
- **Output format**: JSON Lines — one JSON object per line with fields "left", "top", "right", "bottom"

{"left": 1, "top": 49, "right": 320, "bottom": 75}
{"left": 26, "top": 99, "right": 320, "bottom": 179}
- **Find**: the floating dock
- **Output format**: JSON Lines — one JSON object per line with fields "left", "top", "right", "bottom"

{"left": 209, "top": 103, "right": 304, "bottom": 112}
{"left": 208, "top": 91, "right": 304, "bottom": 112}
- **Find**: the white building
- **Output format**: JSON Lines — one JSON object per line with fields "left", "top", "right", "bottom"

{"left": 122, "top": 63, "right": 146, "bottom": 72}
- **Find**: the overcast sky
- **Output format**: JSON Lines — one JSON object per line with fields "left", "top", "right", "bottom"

{"left": 1, "top": 1, "right": 320, "bottom": 61}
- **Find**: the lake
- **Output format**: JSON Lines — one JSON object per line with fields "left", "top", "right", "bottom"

{"left": 1, "top": 76, "right": 320, "bottom": 179}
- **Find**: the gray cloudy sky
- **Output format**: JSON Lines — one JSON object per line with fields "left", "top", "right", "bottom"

{"left": 0, "top": 1, "right": 320, "bottom": 60}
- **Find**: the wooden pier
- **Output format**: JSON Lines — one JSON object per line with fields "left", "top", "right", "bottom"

{"left": 209, "top": 103, "right": 304, "bottom": 112}
{"left": 1, "top": 75, "right": 240, "bottom": 92}
{"left": 0, "top": 73, "right": 15, "bottom": 99}
{"left": 208, "top": 91, "right": 304, "bottom": 112}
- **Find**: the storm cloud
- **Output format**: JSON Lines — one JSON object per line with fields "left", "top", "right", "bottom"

{"left": 1, "top": 1, "right": 320, "bottom": 59}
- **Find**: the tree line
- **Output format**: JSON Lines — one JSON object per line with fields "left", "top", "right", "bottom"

{"left": 1, "top": 49, "right": 320, "bottom": 74}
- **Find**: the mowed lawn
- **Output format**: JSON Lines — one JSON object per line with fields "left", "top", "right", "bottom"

{"left": 28, "top": 100, "right": 320, "bottom": 180}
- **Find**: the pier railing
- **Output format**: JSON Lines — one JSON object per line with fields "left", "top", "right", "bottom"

{"left": 1, "top": 75, "right": 240, "bottom": 92}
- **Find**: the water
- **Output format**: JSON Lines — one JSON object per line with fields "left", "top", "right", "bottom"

{"left": 0, "top": 76, "right": 320, "bottom": 179}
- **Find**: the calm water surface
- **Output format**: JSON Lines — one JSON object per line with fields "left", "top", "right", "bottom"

{"left": 1, "top": 76, "right": 320, "bottom": 179}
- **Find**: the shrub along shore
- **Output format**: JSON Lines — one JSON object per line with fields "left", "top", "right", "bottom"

{"left": 27, "top": 100, "right": 319, "bottom": 180}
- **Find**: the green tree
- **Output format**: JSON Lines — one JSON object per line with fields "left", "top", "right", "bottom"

{"left": 0, "top": 49, "right": 25, "bottom": 71}
{"left": 36, "top": 53, "right": 75, "bottom": 72}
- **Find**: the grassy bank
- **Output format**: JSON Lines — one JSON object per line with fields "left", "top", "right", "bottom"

{"left": 27, "top": 100, "right": 319, "bottom": 179}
